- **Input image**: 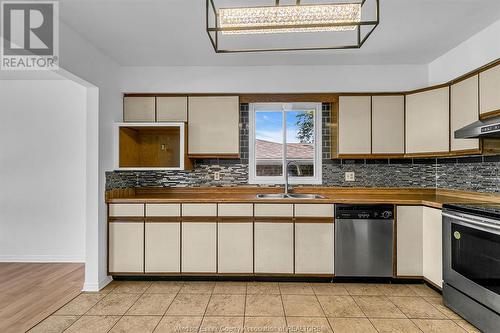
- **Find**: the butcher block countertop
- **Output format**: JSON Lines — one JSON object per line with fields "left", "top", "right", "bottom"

{"left": 106, "top": 187, "right": 500, "bottom": 209}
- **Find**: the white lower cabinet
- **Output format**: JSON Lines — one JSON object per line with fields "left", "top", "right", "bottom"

{"left": 295, "top": 223, "right": 334, "bottom": 274}
{"left": 423, "top": 207, "right": 443, "bottom": 288}
{"left": 396, "top": 206, "right": 423, "bottom": 276}
{"left": 397, "top": 205, "right": 443, "bottom": 287}
{"left": 181, "top": 222, "right": 217, "bottom": 273}
{"left": 109, "top": 222, "right": 144, "bottom": 273}
{"left": 254, "top": 222, "right": 294, "bottom": 274}
{"left": 145, "top": 222, "right": 180, "bottom": 273}
{"left": 218, "top": 222, "right": 253, "bottom": 273}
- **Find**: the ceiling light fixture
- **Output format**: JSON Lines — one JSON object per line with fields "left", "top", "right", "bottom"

{"left": 206, "top": 0, "right": 379, "bottom": 53}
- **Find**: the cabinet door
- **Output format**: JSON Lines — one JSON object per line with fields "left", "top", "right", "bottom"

{"left": 145, "top": 222, "right": 180, "bottom": 273}
{"left": 181, "top": 222, "right": 217, "bottom": 273}
{"left": 406, "top": 87, "right": 450, "bottom": 154}
{"left": 480, "top": 64, "right": 500, "bottom": 115}
{"left": 451, "top": 76, "right": 480, "bottom": 151}
{"left": 123, "top": 97, "right": 155, "bottom": 122}
{"left": 109, "top": 222, "right": 144, "bottom": 273}
{"left": 254, "top": 222, "right": 293, "bottom": 274}
{"left": 218, "top": 222, "right": 253, "bottom": 273}
{"left": 338, "top": 96, "right": 371, "bottom": 155}
{"left": 372, "top": 96, "right": 405, "bottom": 154}
{"left": 423, "top": 207, "right": 443, "bottom": 288}
{"left": 295, "top": 223, "right": 334, "bottom": 274}
{"left": 396, "top": 206, "right": 423, "bottom": 276}
{"left": 188, "top": 96, "right": 239, "bottom": 156}
{"left": 156, "top": 97, "right": 188, "bottom": 122}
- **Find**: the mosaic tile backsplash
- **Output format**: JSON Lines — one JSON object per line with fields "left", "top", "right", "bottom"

{"left": 106, "top": 104, "right": 500, "bottom": 193}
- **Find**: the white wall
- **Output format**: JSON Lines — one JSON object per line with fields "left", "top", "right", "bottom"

{"left": 429, "top": 18, "right": 500, "bottom": 85}
{"left": 0, "top": 80, "right": 86, "bottom": 262}
{"left": 120, "top": 65, "right": 429, "bottom": 93}
{"left": 57, "top": 21, "right": 122, "bottom": 291}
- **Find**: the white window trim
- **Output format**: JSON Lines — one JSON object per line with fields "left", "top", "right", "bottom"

{"left": 248, "top": 102, "right": 322, "bottom": 185}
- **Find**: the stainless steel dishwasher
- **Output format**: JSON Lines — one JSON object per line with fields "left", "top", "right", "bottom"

{"left": 335, "top": 204, "right": 394, "bottom": 277}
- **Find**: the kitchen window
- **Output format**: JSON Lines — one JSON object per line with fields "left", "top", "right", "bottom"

{"left": 248, "top": 103, "right": 322, "bottom": 185}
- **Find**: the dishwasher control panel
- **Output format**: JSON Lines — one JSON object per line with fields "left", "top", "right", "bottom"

{"left": 335, "top": 204, "right": 394, "bottom": 220}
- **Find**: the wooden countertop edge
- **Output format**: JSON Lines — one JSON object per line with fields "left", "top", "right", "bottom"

{"left": 106, "top": 187, "right": 500, "bottom": 208}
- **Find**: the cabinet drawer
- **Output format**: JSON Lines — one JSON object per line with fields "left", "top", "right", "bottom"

{"left": 254, "top": 204, "right": 293, "bottom": 217}
{"left": 294, "top": 204, "right": 334, "bottom": 218}
{"left": 123, "top": 96, "right": 155, "bottom": 122}
{"left": 182, "top": 203, "right": 217, "bottom": 217}
{"left": 218, "top": 203, "right": 253, "bottom": 217}
{"left": 109, "top": 204, "right": 144, "bottom": 217}
{"left": 146, "top": 204, "right": 181, "bottom": 217}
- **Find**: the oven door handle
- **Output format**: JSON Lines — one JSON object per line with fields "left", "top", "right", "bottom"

{"left": 443, "top": 212, "right": 500, "bottom": 231}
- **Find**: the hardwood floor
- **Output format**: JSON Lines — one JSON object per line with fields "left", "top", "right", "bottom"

{"left": 0, "top": 263, "right": 84, "bottom": 333}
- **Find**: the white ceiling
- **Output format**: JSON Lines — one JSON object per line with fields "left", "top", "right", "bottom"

{"left": 60, "top": 0, "right": 500, "bottom": 66}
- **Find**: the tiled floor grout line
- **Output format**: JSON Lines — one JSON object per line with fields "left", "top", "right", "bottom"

{"left": 242, "top": 283, "right": 248, "bottom": 330}
{"left": 36, "top": 282, "right": 476, "bottom": 333}
{"left": 278, "top": 284, "right": 290, "bottom": 333}
{"left": 151, "top": 281, "right": 185, "bottom": 333}
{"left": 198, "top": 283, "right": 215, "bottom": 333}
{"left": 60, "top": 285, "right": 114, "bottom": 332}
{"left": 62, "top": 281, "right": 129, "bottom": 332}
{"left": 383, "top": 293, "right": 410, "bottom": 320}
{"left": 312, "top": 284, "right": 336, "bottom": 333}
{"left": 349, "top": 292, "right": 370, "bottom": 321}
{"left": 105, "top": 281, "right": 152, "bottom": 332}
{"left": 420, "top": 295, "right": 455, "bottom": 319}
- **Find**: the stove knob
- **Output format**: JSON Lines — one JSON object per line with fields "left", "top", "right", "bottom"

{"left": 381, "top": 211, "right": 392, "bottom": 219}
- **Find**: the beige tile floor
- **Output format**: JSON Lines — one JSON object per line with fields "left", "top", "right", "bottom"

{"left": 28, "top": 281, "right": 482, "bottom": 333}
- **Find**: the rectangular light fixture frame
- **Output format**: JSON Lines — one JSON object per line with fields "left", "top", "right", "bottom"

{"left": 206, "top": 0, "right": 379, "bottom": 53}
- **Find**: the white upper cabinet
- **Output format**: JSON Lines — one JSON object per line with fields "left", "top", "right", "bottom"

{"left": 156, "top": 97, "right": 188, "bottom": 122}
{"left": 406, "top": 87, "right": 450, "bottom": 154}
{"left": 372, "top": 95, "right": 405, "bottom": 154}
{"left": 188, "top": 96, "right": 240, "bottom": 156}
{"left": 480, "top": 64, "right": 500, "bottom": 115}
{"left": 451, "top": 75, "right": 480, "bottom": 152}
{"left": 338, "top": 96, "right": 372, "bottom": 155}
{"left": 124, "top": 96, "right": 155, "bottom": 122}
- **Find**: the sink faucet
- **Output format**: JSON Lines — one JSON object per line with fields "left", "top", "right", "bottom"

{"left": 284, "top": 161, "right": 302, "bottom": 195}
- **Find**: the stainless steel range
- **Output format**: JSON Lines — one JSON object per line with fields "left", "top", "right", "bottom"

{"left": 443, "top": 203, "right": 500, "bottom": 333}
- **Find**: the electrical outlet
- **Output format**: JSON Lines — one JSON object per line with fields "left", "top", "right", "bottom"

{"left": 345, "top": 172, "right": 355, "bottom": 182}
{"left": 214, "top": 171, "right": 220, "bottom": 181}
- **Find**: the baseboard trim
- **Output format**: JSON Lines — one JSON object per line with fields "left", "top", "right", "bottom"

{"left": 0, "top": 255, "right": 85, "bottom": 263}
{"left": 83, "top": 275, "right": 113, "bottom": 292}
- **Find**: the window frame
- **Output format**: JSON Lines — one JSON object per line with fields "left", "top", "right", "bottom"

{"left": 248, "top": 102, "right": 322, "bottom": 185}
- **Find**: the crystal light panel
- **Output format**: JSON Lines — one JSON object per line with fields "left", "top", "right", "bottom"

{"left": 218, "top": 3, "right": 362, "bottom": 35}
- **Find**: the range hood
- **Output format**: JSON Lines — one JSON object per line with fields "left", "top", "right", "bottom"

{"left": 455, "top": 116, "right": 500, "bottom": 139}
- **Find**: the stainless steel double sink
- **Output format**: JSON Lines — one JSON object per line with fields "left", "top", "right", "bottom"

{"left": 256, "top": 193, "right": 325, "bottom": 199}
